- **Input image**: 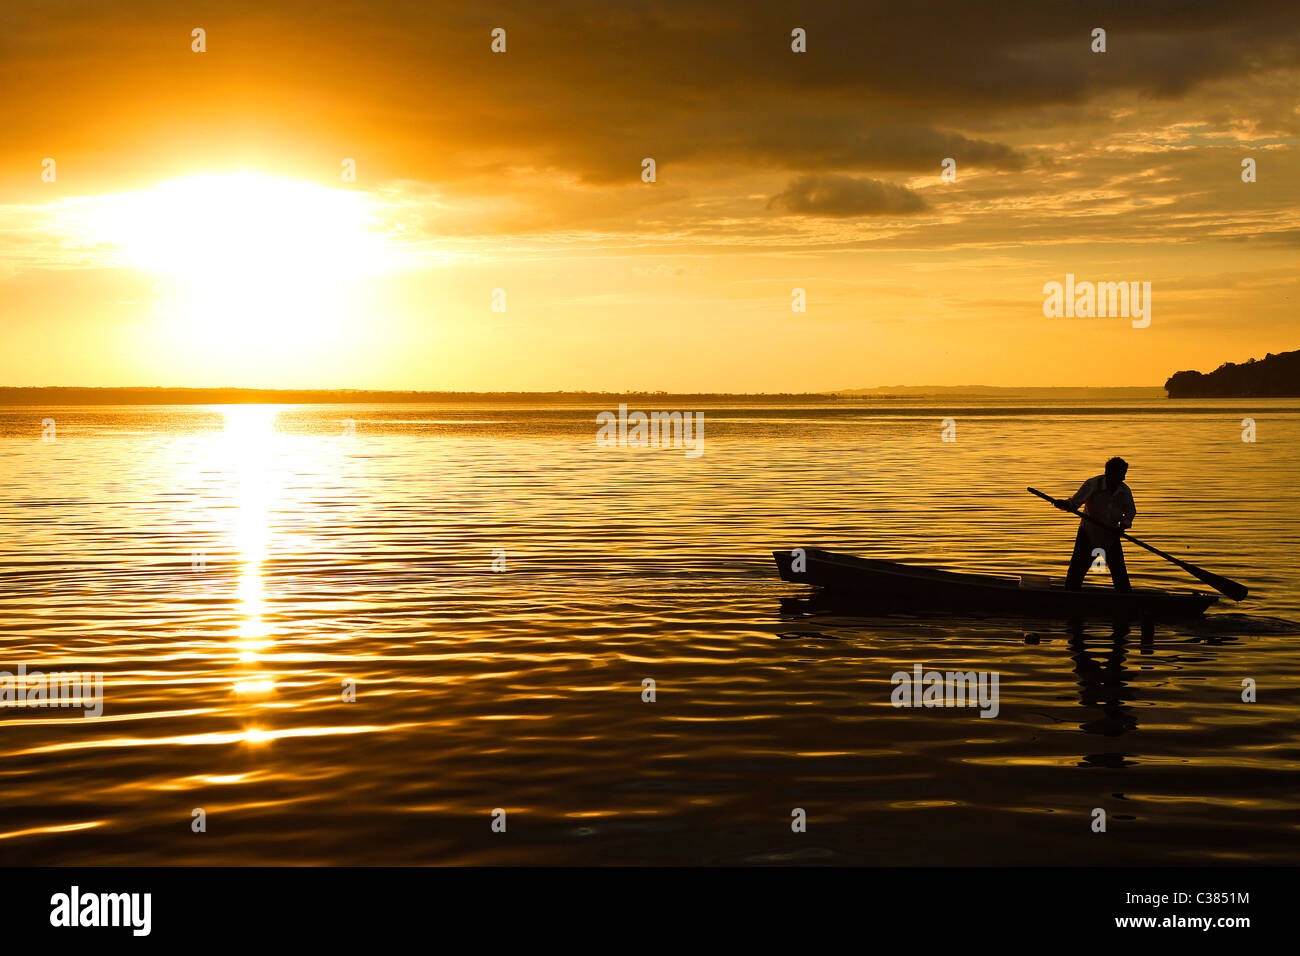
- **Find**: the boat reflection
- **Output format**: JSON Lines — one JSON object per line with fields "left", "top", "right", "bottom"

{"left": 777, "top": 595, "right": 1244, "bottom": 758}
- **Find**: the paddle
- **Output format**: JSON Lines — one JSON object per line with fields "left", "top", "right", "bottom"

{"left": 1026, "top": 486, "right": 1249, "bottom": 601}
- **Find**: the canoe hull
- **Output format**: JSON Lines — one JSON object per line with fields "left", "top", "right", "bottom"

{"left": 773, "top": 548, "right": 1217, "bottom": 620}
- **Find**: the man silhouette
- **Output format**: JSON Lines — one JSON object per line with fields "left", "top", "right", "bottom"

{"left": 1055, "top": 457, "right": 1135, "bottom": 592}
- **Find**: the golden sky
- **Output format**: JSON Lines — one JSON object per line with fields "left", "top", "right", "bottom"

{"left": 2, "top": 1, "right": 1298, "bottom": 390}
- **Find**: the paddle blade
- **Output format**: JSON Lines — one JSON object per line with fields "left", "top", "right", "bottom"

{"left": 1180, "top": 561, "right": 1249, "bottom": 602}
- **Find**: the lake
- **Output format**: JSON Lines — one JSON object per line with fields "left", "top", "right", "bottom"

{"left": 1, "top": 400, "right": 1297, "bottom": 864}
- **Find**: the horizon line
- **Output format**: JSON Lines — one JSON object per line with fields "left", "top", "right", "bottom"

{"left": 0, "top": 384, "right": 1167, "bottom": 393}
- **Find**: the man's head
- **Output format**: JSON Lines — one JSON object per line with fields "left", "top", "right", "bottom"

{"left": 1105, "top": 456, "right": 1129, "bottom": 485}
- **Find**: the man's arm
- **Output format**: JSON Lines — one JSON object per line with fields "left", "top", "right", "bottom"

{"left": 1058, "top": 477, "right": 1097, "bottom": 511}
{"left": 1117, "top": 486, "right": 1136, "bottom": 529}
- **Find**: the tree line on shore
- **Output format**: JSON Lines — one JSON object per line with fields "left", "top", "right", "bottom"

{"left": 1165, "top": 349, "right": 1300, "bottom": 398}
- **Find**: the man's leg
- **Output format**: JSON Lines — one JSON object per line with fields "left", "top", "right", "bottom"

{"left": 1065, "top": 526, "right": 1091, "bottom": 589}
{"left": 1107, "top": 540, "right": 1131, "bottom": 592}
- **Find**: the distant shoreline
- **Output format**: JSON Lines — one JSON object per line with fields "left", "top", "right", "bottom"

{"left": 0, "top": 386, "right": 1166, "bottom": 406}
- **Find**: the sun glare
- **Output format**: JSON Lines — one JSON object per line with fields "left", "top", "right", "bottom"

{"left": 69, "top": 172, "right": 406, "bottom": 358}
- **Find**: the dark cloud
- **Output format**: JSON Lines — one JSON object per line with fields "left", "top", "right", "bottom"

{"left": 768, "top": 174, "right": 929, "bottom": 217}
{"left": 818, "top": 126, "right": 1026, "bottom": 171}
{"left": 731, "top": 124, "right": 1027, "bottom": 174}
{"left": 1, "top": 0, "right": 1298, "bottom": 190}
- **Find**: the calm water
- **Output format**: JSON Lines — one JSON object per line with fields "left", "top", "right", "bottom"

{"left": 1, "top": 401, "right": 1297, "bottom": 865}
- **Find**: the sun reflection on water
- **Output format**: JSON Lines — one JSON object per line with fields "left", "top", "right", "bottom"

{"left": 220, "top": 405, "right": 282, "bottom": 718}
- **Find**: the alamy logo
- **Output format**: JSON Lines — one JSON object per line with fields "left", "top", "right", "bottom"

{"left": 1042, "top": 273, "right": 1151, "bottom": 328}
{"left": 0, "top": 664, "right": 103, "bottom": 717}
{"left": 50, "top": 886, "right": 151, "bottom": 936}
{"left": 890, "top": 664, "right": 1000, "bottom": 718}
{"left": 595, "top": 403, "right": 704, "bottom": 458}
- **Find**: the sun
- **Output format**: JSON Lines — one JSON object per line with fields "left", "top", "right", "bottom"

{"left": 78, "top": 171, "right": 403, "bottom": 360}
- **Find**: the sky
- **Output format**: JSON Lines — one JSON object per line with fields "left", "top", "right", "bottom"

{"left": 2, "top": 0, "right": 1298, "bottom": 391}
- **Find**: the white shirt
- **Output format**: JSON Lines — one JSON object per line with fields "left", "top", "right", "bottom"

{"left": 1066, "top": 474, "right": 1136, "bottom": 543}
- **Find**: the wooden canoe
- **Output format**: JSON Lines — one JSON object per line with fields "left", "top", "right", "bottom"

{"left": 773, "top": 548, "right": 1217, "bottom": 620}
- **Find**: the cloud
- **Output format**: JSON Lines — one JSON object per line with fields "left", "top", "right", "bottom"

{"left": 768, "top": 174, "right": 929, "bottom": 217}
{"left": 809, "top": 126, "right": 1028, "bottom": 172}
{"left": 4, "top": 0, "right": 1299, "bottom": 193}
